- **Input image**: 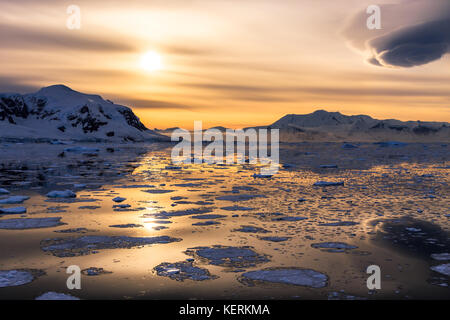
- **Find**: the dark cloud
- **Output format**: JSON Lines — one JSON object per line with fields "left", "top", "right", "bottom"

{"left": 369, "top": 19, "right": 450, "bottom": 67}
{"left": 343, "top": 0, "right": 450, "bottom": 68}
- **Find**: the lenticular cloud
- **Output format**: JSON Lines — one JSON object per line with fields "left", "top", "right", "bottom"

{"left": 343, "top": 0, "right": 450, "bottom": 68}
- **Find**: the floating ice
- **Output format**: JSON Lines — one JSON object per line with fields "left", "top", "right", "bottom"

{"left": 0, "top": 206, "right": 26, "bottom": 214}
{"left": 109, "top": 224, "right": 143, "bottom": 228}
{"left": 221, "top": 205, "right": 255, "bottom": 211}
{"left": 0, "top": 196, "right": 30, "bottom": 204}
{"left": 272, "top": 216, "right": 307, "bottom": 222}
{"left": 0, "top": 270, "right": 36, "bottom": 288}
{"left": 82, "top": 267, "right": 112, "bottom": 276}
{"left": 431, "top": 253, "right": 450, "bottom": 261}
{"left": 41, "top": 235, "right": 181, "bottom": 257}
{"left": 35, "top": 292, "right": 80, "bottom": 300}
{"left": 430, "top": 264, "right": 450, "bottom": 276}
{"left": 64, "top": 146, "right": 100, "bottom": 153}
{"left": 319, "top": 221, "right": 358, "bottom": 227}
{"left": 240, "top": 268, "right": 328, "bottom": 288}
{"left": 142, "top": 189, "right": 175, "bottom": 194}
{"left": 185, "top": 245, "right": 270, "bottom": 269}
{"left": 311, "top": 242, "right": 357, "bottom": 250}
{"left": 313, "top": 181, "right": 344, "bottom": 187}
{"left": 154, "top": 261, "right": 217, "bottom": 281}
{"left": 191, "top": 214, "right": 227, "bottom": 220}
{"left": 46, "top": 190, "right": 76, "bottom": 198}
{"left": 192, "top": 221, "right": 221, "bottom": 226}
{"left": 0, "top": 217, "right": 64, "bottom": 229}
{"left": 112, "top": 197, "right": 126, "bottom": 203}
{"left": 259, "top": 236, "right": 290, "bottom": 242}
{"left": 233, "top": 225, "right": 270, "bottom": 234}
{"left": 216, "top": 194, "right": 266, "bottom": 202}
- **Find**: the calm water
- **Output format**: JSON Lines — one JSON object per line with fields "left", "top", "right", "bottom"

{"left": 0, "top": 142, "right": 448, "bottom": 299}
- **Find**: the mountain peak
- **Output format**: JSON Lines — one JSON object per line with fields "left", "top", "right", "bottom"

{"left": 35, "top": 84, "right": 76, "bottom": 95}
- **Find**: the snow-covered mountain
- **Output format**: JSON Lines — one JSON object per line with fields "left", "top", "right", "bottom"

{"left": 0, "top": 85, "right": 169, "bottom": 142}
{"left": 267, "top": 110, "right": 450, "bottom": 142}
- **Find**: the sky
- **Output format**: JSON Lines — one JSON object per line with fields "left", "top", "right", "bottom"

{"left": 1, "top": 0, "right": 449, "bottom": 129}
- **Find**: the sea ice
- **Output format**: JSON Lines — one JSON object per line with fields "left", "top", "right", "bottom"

{"left": 0, "top": 206, "right": 27, "bottom": 214}
{"left": 35, "top": 292, "right": 80, "bottom": 300}
{"left": 46, "top": 190, "right": 76, "bottom": 198}
{"left": 41, "top": 235, "right": 181, "bottom": 257}
{"left": 154, "top": 261, "right": 217, "bottom": 281}
{"left": 0, "top": 196, "right": 30, "bottom": 204}
{"left": 0, "top": 217, "right": 64, "bottom": 229}
{"left": 0, "top": 270, "right": 36, "bottom": 288}
{"left": 430, "top": 264, "right": 450, "bottom": 276}
{"left": 240, "top": 268, "right": 328, "bottom": 288}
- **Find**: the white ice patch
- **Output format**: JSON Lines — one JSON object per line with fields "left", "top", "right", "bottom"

{"left": 0, "top": 270, "right": 34, "bottom": 288}
{"left": 242, "top": 268, "right": 328, "bottom": 288}
{"left": 0, "top": 206, "right": 26, "bottom": 214}
{"left": 46, "top": 190, "right": 76, "bottom": 198}
{"left": 430, "top": 263, "right": 450, "bottom": 276}
{"left": 0, "top": 196, "right": 30, "bottom": 204}
{"left": 0, "top": 217, "right": 64, "bottom": 229}
{"left": 431, "top": 253, "right": 450, "bottom": 261}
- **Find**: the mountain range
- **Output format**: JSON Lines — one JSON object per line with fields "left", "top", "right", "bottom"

{"left": 1, "top": 85, "right": 448, "bottom": 143}
{"left": 0, "top": 85, "right": 167, "bottom": 142}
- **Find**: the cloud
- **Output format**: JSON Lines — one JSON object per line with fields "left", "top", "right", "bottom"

{"left": 0, "top": 22, "right": 136, "bottom": 52}
{"left": 343, "top": 0, "right": 450, "bottom": 68}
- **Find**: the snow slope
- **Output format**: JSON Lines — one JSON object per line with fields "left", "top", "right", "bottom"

{"left": 267, "top": 110, "right": 450, "bottom": 142}
{"left": 0, "top": 85, "right": 169, "bottom": 142}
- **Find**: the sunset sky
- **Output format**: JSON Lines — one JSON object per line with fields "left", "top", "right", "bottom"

{"left": 1, "top": 0, "right": 449, "bottom": 129}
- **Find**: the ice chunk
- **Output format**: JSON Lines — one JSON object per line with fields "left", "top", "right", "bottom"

{"left": 0, "top": 270, "right": 35, "bottom": 287}
{"left": 430, "top": 263, "right": 450, "bottom": 276}
{"left": 154, "top": 261, "right": 217, "bottom": 281}
{"left": 0, "top": 217, "right": 64, "bottom": 229}
{"left": 313, "top": 181, "right": 344, "bottom": 187}
{"left": 112, "top": 197, "right": 126, "bottom": 203}
{"left": 35, "top": 292, "right": 80, "bottom": 300}
{"left": 431, "top": 253, "right": 450, "bottom": 261}
{"left": 46, "top": 190, "right": 76, "bottom": 198}
{"left": 241, "top": 268, "right": 328, "bottom": 288}
{"left": 0, "top": 196, "right": 30, "bottom": 204}
{"left": 0, "top": 206, "right": 26, "bottom": 214}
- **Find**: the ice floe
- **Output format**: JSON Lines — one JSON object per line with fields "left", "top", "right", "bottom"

{"left": 112, "top": 197, "right": 126, "bottom": 203}
{"left": 35, "top": 292, "right": 80, "bottom": 300}
{"left": 0, "top": 217, "right": 64, "bottom": 229}
{"left": 154, "top": 261, "right": 217, "bottom": 281}
{"left": 46, "top": 190, "right": 76, "bottom": 198}
{"left": 0, "top": 196, "right": 30, "bottom": 204}
{"left": 82, "top": 267, "right": 112, "bottom": 276}
{"left": 0, "top": 206, "right": 26, "bottom": 214}
{"left": 431, "top": 253, "right": 450, "bottom": 261}
{"left": 313, "top": 181, "right": 344, "bottom": 187}
{"left": 41, "top": 235, "right": 181, "bottom": 257}
{"left": 233, "top": 225, "right": 270, "bottom": 233}
{"left": 240, "top": 268, "right": 328, "bottom": 288}
{"left": 311, "top": 242, "right": 357, "bottom": 251}
{"left": 0, "top": 269, "right": 44, "bottom": 288}
{"left": 430, "top": 264, "right": 450, "bottom": 276}
{"left": 185, "top": 245, "right": 270, "bottom": 269}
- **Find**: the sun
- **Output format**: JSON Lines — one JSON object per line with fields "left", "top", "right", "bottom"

{"left": 140, "top": 51, "right": 163, "bottom": 72}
